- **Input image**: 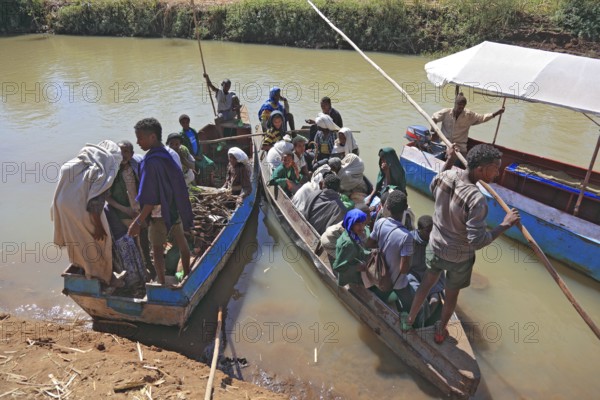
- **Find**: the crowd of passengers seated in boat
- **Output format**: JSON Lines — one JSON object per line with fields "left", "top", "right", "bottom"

{"left": 263, "top": 96, "right": 447, "bottom": 330}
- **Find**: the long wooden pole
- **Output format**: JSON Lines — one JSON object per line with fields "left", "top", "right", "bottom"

{"left": 198, "top": 132, "right": 265, "bottom": 145}
{"left": 306, "top": 0, "right": 600, "bottom": 341}
{"left": 573, "top": 134, "right": 600, "bottom": 216}
{"left": 479, "top": 180, "right": 600, "bottom": 340}
{"left": 191, "top": 0, "right": 217, "bottom": 117}
{"left": 491, "top": 97, "right": 507, "bottom": 145}
{"left": 204, "top": 307, "right": 223, "bottom": 400}
{"left": 574, "top": 114, "right": 600, "bottom": 216}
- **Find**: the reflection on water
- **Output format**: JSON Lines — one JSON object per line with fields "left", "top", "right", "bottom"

{"left": 1, "top": 35, "right": 599, "bottom": 399}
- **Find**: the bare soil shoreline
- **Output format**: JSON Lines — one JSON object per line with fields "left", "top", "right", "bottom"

{"left": 0, "top": 313, "right": 287, "bottom": 399}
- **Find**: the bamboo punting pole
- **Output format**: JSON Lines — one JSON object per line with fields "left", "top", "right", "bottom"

{"left": 204, "top": 307, "right": 223, "bottom": 400}
{"left": 191, "top": 0, "right": 217, "bottom": 117}
{"left": 491, "top": 97, "right": 507, "bottom": 145}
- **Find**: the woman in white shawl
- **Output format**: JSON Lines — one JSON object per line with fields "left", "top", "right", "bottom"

{"left": 223, "top": 147, "right": 252, "bottom": 200}
{"left": 51, "top": 140, "right": 122, "bottom": 285}
{"left": 333, "top": 127, "right": 359, "bottom": 158}
{"left": 265, "top": 135, "right": 294, "bottom": 170}
{"left": 338, "top": 153, "right": 366, "bottom": 194}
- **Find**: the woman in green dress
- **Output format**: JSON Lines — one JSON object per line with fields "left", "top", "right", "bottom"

{"left": 365, "top": 147, "right": 407, "bottom": 206}
{"left": 333, "top": 209, "right": 371, "bottom": 286}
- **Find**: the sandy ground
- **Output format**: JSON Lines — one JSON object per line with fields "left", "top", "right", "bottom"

{"left": 0, "top": 313, "right": 286, "bottom": 400}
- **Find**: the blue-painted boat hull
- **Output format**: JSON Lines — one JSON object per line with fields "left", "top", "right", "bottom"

{"left": 63, "top": 142, "right": 260, "bottom": 327}
{"left": 400, "top": 145, "right": 600, "bottom": 281}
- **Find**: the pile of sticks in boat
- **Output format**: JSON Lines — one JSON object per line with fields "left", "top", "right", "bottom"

{"left": 188, "top": 188, "right": 238, "bottom": 255}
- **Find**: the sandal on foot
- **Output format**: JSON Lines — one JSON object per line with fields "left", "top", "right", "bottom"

{"left": 400, "top": 312, "right": 413, "bottom": 332}
{"left": 434, "top": 321, "right": 449, "bottom": 344}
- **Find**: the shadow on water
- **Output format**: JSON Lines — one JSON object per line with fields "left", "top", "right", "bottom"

{"left": 355, "top": 323, "right": 444, "bottom": 399}
{"left": 93, "top": 205, "right": 263, "bottom": 364}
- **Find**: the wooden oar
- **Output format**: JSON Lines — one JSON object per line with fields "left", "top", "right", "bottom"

{"left": 306, "top": 0, "right": 600, "bottom": 341}
{"left": 491, "top": 97, "right": 506, "bottom": 145}
{"left": 478, "top": 180, "right": 600, "bottom": 340}
{"left": 198, "top": 132, "right": 264, "bottom": 145}
{"left": 204, "top": 307, "right": 223, "bottom": 400}
{"left": 191, "top": 0, "right": 217, "bottom": 117}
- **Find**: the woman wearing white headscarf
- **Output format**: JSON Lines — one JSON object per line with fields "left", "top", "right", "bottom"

{"left": 314, "top": 113, "right": 340, "bottom": 162}
{"left": 338, "top": 153, "right": 366, "bottom": 193}
{"left": 334, "top": 127, "right": 359, "bottom": 157}
{"left": 265, "top": 135, "right": 294, "bottom": 169}
{"left": 223, "top": 147, "right": 252, "bottom": 200}
{"left": 51, "top": 140, "right": 123, "bottom": 285}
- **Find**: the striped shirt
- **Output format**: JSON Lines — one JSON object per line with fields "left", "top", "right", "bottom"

{"left": 429, "top": 169, "right": 493, "bottom": 262}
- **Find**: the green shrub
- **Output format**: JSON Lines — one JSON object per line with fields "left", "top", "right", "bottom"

{"left": 54, "top": 0, "right": 162, "bottom": 36}
{"left": 555, "top": 0, "right": 600, "bottom": 40}
{"left": 3, "top": 0, "right": 596, "bottom": 55}
{"left": 0, "top": 0, "right": 46, "bottom": 33}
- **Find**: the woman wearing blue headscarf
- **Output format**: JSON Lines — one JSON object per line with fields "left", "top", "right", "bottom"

{"left": 333, "top": 209, "right": 371, "bottom": 286}
{"left": 258, "top": 87, "right": 295, "bottom": 131}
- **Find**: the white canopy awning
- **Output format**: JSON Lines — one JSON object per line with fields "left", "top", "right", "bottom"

{"left": 425, "top": 41, "right": 600, "bottom": 116}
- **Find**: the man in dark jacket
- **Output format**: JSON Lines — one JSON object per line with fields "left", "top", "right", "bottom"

{"left": 302, "top": 173, "right": 346, "bottom": 235}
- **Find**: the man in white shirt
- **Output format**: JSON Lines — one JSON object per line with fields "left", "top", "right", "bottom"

{"left": 204, "top": 73, "right": 240, "bottom": 122}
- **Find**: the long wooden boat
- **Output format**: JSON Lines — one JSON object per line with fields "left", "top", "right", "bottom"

{"left": 254, "top": 135, "right": 480, "bottom": 399}
{"left": 62, "top": 112, "right": 259, "bottom": 327}
{"left": 401, "top": 42, "right": 600, "bottom": 281}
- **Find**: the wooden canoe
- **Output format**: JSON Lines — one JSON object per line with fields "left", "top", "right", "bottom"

{"left": 62, "top": 113, "right": 259, "bottom": 328}
{"left": 254, "top": 134, "right": 480, "bottom": 399}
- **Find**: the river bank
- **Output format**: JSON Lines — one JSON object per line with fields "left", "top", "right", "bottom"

{"left": 0, "top": 313, "right": 287, "bottom": 399}
{"left": 3, "top": 0, "right": 600, "bottom": 57}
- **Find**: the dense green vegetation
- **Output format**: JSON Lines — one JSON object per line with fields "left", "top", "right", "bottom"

{"left": 554, "top": 0, "right": 600, "bottom": 41}
{"left": 2, "top": 0, "right": 598, "bottom": 54}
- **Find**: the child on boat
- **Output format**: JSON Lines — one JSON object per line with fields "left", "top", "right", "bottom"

{"left": 262, "top": 111, "right": 286, "bottom": 150}
{"left": 179, "top": 114, "right": 216, "bottom": 186}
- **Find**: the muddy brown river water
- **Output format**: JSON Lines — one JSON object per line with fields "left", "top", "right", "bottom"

{"left": 1, "top": 35, "right": 599, "bottom": 399}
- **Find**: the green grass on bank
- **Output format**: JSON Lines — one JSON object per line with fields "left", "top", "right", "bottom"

{"left": 3, "top": 0, "right": 599, "bottom": 53}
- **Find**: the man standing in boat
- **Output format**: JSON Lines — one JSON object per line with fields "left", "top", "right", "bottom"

{"left": 306, "top": 96, "right": 343, "bottom": 128}
{"left": 403, "top": 144, "right": 520, "bottom": 343}
{"left": 431, "top": 93, "right": 505, "bottom": 158}
{"left": 203, "top": 73, "right": 241, "bottom": 122}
